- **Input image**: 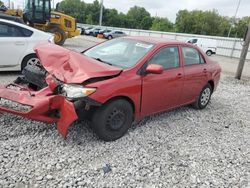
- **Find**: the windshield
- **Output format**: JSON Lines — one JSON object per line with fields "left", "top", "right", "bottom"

{"left": 84, "top": 39, "right": 154, "bottom": 69}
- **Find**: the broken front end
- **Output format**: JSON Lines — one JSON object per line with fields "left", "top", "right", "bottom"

{"left": 0, "top": 65, "right": 100, "bottom": 138}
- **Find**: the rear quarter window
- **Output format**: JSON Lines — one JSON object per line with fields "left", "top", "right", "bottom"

{"left": 20, "top": 27, "right": 33, "bottom": 37}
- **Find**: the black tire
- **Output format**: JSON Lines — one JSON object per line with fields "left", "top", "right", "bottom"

{"left": 48, "top": 27, "right": 66, "bottom": 46}
{"left": 91, "top": 99, "right": 133, "bottom": 141}
{"left": 21, "top": 54, "right": 40, "bottom": 71}
{"left": 206, "top": 50, "right": 212, "bottom": 56}
{"left": 192, "top": 84, "right": 212, "bottom": 109}
{"left": 108, "top": 35, "right": 113, "bottom": 40}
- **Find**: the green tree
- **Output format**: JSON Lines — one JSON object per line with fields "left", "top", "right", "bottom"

{"left": 126, "top": 6, "right": 151, "bottom": 29}
{"left": 175, "top": 10, "right": 193, "bottom": 33}
{"left": 175, "top": 9, "right": 230, "bottom": 36}
{"left": 0, "top": 1, "right": 3, "bottom": 6}
{"left": 151, "top": 17, "right": 174, "bottom": 32}
{"left": 234, "top": 17, "right": 250, "bottom": 38}
{"left": 58, "top": 0, "right": 86, "bottom": 23}
{"left": 86, "top": 14, "right": 93, "bottom": 24}
{"left": 103, "top": 9, "right": 120, "bottom": 27}
{"left": 141, "top": 16, "right": 153, "bottom": 30}
{"left": 85, "top": 0, "right": 100, "bottom": 25}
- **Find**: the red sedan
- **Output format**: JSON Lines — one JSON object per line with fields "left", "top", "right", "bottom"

{"left": 0, "top": 37, "right": 221, "bottom": 141}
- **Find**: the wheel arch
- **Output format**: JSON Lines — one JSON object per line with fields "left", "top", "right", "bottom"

{"left": 208, "top": 80, "right": 214, "bottom": 92}
{"left": 21, "top": 53, "right": 37, "bottom": 70}
{"left": 103, "top": 96, "right": 136, "bottom": 114}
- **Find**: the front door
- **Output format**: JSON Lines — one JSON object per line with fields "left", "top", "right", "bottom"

{"left": 141, "top": 46, "right": 184, "bottom": 117}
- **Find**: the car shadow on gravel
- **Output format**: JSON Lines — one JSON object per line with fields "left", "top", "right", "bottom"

{"left": 66, "top": 104, "right": 206, "bottom": 144}
{"left": 0, "top": 94, "right": 228, "bottom": 145}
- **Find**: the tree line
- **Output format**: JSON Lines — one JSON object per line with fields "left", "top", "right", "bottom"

{"left": 58, "top": 0, "right": 250, "bottom": 38}
{"left": 2, "top": 0, "right": 248, "bottom": 38}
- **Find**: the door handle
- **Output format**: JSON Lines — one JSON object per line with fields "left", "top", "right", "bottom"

{"left": 177, "top": 73, "right": 183, "bottom": 78}
{"left": 15, "top": 41, "right": 25, "bottom": 45}
{"left": 203, "top": 68, "right": 207, "bottom": 73}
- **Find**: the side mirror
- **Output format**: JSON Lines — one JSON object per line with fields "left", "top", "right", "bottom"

{"left": 146, "top": 64, "right": 164, "bottom": 74}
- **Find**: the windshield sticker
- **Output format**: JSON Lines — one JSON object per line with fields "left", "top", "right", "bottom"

{"left": 135, "top": 43, "right": 153, "bottom": 49}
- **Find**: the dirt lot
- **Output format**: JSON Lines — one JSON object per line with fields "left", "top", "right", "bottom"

{"left": 0, "top": 36, "right": 250, "bottom": 187}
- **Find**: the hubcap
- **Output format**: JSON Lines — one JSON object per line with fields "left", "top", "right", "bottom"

{"left": 106, "top": 109, "right": 126, "bottom": 131}
{"left": 200, "top": 88, "right": 211, "bottom": 106}
{"left": 27, "top": 58, "right": 40, "bottom": 67}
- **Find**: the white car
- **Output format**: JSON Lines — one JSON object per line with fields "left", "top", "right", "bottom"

{"left": 186, "top": 38, "right": 217, "bottom": 56}
{"left": 0, "top": 18, "right": 54, "bottom": 71}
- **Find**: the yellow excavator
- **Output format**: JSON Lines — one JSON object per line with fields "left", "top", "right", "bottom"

{"left": 0, "top": 0, "right": 80, "bottom": 45}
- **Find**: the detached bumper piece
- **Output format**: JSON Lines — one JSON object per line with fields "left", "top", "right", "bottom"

{"left": 0, "top": 84, "right": 78, "bottom": 138}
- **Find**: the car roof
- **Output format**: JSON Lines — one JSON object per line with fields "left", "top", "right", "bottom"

{"left": 0, "top": 18, "right": 52, "bottom": 35}
{"left": 123, "top": 36, "right": 185, "bottom": 45}
{"left": 0, "top": 13, "right": 24, "bottom": 23}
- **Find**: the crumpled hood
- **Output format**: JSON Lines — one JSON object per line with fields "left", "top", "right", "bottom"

{"left": 34, "top": 43, "right": 122, "bottom": 83}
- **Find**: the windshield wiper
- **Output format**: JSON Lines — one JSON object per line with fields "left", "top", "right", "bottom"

{"left": 93, "top": 57, "right": 113, "bottom": 66}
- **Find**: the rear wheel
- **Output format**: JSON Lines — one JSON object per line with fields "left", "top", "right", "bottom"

{"left": 108, "top": 35, "right": 113, "bottom": 40}
{"left": 21, "top": 54, "right": 40, "bottom": 71}
{"left": 48, "top": 27, "right": 66, "bottom": 46}
{"left": 206, "top": 50, "right": 212, "bottom": 56}
{"left": 193, "top": 84, "right": 212, "bottom": 109}
{"left": 91, "top": 99, "right": 133, "bottom": 141}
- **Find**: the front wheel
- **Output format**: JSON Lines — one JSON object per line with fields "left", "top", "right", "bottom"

{"left": 91, "top": 99, "right": 133, "bottom": 141}
{"left": 108, "top": 35, "right": 113, "bottom": 40}
{"left": 21, "top": 54, "right": 40, "bottom": 71}
{"left": 193, "top": 84, "right": 212, "bottom": 109}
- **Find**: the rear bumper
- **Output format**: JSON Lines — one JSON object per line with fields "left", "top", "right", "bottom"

{"left": 0, "top": 84, "right": 78, "bottom": 138}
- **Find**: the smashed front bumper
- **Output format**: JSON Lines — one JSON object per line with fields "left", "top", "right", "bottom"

{"left": 0, "top": 83, "right": 78, "bottom": 138}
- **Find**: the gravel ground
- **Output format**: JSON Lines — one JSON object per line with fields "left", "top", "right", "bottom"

{"left": 0, "top": 37, "right": 250, "bottom": 187}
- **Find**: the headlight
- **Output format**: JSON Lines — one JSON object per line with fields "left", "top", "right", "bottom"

{"left": 62, "top": 84, "right": 96, "bottom": 99}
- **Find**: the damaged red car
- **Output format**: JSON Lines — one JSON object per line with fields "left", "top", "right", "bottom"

{"left": 0, "top": 37, "right": 221, "bottom": 141}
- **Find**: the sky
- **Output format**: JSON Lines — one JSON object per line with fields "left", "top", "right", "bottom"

{"left": 6, "top": 0, "right": 250, "bottom": 22}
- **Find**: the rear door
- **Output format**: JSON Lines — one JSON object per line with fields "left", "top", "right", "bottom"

{"left": 180, "top": 46, "right": 208, "bottom": 104}
{"left": 0, "top": 22, "right": 28, "bottom": 68}
{"left": 141, "top": 46, "right": 184, "bottom": 116}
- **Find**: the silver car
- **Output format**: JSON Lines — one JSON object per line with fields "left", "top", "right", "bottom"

{"left": 103, "top": 30, "right": 127, "bottom": 40}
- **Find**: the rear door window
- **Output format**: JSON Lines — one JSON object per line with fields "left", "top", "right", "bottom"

{"left": 0, "top": 22, "right": 33, "bottom": 37}
{"left": 0, "top": 23, "right": 9, "bottom": 37}
{"left": 182, "top": 47, "right": 205, "bottom": 66}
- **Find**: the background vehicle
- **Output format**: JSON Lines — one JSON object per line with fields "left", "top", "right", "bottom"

{"left": 0, "top": 37, "right": 221, "bottom": 141}
{"left": 97, "top": 29, "right": 112, "bottom": 38}
{"left": 99, "top": 29, "right": 112, "bottom": 34}
{"left": 91, "top": 28, "right": 102, "bottom": 37}
{"left": 103, "top": 30, "right": 126, "bottom": 39}
{"left": 77, "top": 25, "right": 85, "bottom": 35}
{"left": 0, "top": 1, "right": 80, "bottom": 45}
{"left": 0, "top": 19, "right": 54, "bottom": 71}
{"left": 84, "top": 27, "right": 94, "bottom": 35}
{"left": 186, "top": 38, "right": 217, "bottom": 56}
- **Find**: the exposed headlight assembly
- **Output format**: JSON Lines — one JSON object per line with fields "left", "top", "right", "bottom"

{"left": 62, "top": 84, "right": 96, "bottom": 99}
